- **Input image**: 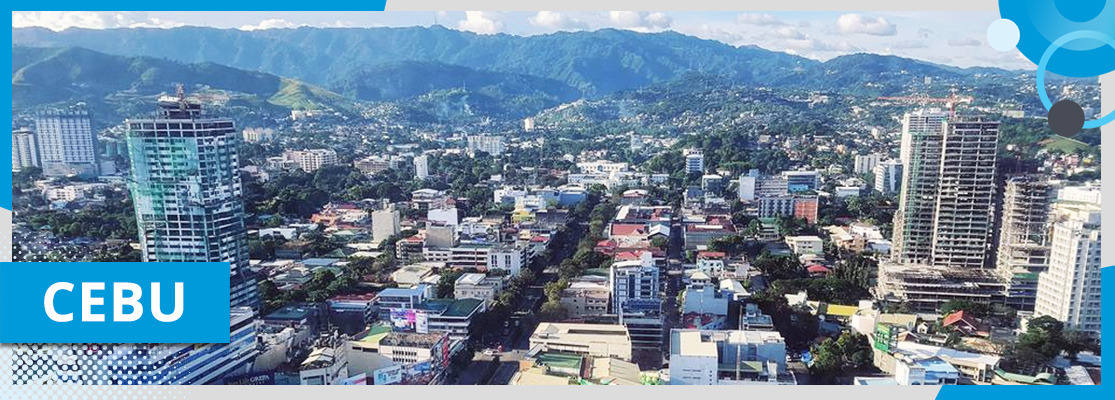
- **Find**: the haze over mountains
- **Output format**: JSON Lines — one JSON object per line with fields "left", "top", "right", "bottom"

{"left": 12, "top": 25, "right": 1063, "bottom": 124}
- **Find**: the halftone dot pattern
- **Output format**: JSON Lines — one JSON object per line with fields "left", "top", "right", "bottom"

{"left": 3, "top": 243, "right": 191, "bottom": 398}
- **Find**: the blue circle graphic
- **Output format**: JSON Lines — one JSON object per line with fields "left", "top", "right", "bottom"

{"left": 1001, "top": 0, "right": 1115, "bottom": 77}
{"left": 1036, "top": 30, "right": 1115, "bottom": 129}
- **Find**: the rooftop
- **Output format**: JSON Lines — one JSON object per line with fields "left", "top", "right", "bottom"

{"left": 380, "top": 331, "right": 447, "bottom": 348}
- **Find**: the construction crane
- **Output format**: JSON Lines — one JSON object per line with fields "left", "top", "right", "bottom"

{"left": 876, "top": 92, "right": 974, "bottom": 118}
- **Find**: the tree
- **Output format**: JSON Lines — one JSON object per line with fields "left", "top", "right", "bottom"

{"left": 539, "top": 301, "right": 569, "bottom": 322}
{"left": 437, "top": 270, "right": 465, "bottom": 298}
{"left": 939, "top": 299, "right": 992, "bottom": 319}
{"left": 752, "top": 256, "right": 805, "bottom": 282}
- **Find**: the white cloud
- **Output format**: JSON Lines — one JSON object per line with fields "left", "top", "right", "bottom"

{"left": 239, "top": 18, "right": 303, "bottom": 31}
{"left": 458, "top": 11, "right": 504, "bottom": 35}
{"left": 948, "top": 38, "right": 982, "bottom": 47}
{"left": 529, "top": 11, "right": 588, "bottom": 31}
{"left": 772, "top": 26, "right": 806, "bottom": 40}
{"left": 836, "top": 13, "right": 897, "bottom": 36}
{"left": 12, "top": 11, "right": 182, "bottom": 31}
{"left": 608, "top": 11, "right": 672, "bottom": 32}
{"left": 736, "top": 13, "right": 784, "bottom": 26}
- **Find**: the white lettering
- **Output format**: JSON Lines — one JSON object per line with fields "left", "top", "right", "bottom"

{"left": 151, "top": 282, "right": 184, "bottom": 322}
{"left": 44, "top": 282, "right": 74, "bottom": 322}
{"left": 113, "top": 283, "right": 143, "bottom": 322}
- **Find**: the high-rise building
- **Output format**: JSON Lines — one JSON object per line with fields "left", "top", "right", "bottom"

{"left": 854, "top": 153, "right": 881, "bottom": 175}
{"left": 12, "top": 128, "right": 39, "bottom": 172}
{"left": 873, "top": 159, "right": 904, "bottom": 195}
{"left": 414, "top": 155, "right": 430, "bottom": 180}
{"left": 892, "top": 112, "right": 999, "bottom": 269}
{"left": 126, "top": 94, "right": 258, "bottom": 310}
{"left": 738, "top": 175, "right": 756, "bottom": 202}
{"left": 684, "top": 149, "right": 704, "bottom": 174}
{"left": 995, "top": 175, "right": 1053, "bottom": 311}
{"left": 35, "top": 109, "right": 99, "bottom": 177}
{"left": 1034, "top": 188, "right": 1101, "bottom": 335}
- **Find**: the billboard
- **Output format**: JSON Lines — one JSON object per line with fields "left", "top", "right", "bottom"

{"left": 389, "top": 308, "right": 417, "bottom": 331}
{"left": 415, "top": 310, "right": 429, "bottom": 334}
{"left": 373, "top": 365, "right": 403, "bottom": 385}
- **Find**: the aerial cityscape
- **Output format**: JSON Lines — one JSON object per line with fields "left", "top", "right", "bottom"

{"left": 8, "top": 11, "right": 1102, "bottom": 386}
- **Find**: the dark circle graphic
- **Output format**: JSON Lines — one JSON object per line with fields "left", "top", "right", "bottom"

{"left": 1056, "top": 0, "right": 1107, "bottom": 23}
{"left": 1048, "top": 100, "right": 1086, "bottom": 137}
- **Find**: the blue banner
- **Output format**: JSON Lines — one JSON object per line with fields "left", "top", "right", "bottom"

{"left": 0, "top": 262, "right": 231, "bottom": 343}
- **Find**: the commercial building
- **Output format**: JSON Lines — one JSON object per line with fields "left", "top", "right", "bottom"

{"left": 876, "top": 263, "right": 1007, "bottom": 312}
{"left": 11, "top": 128, "right": 39, "bottom": 172}
{"left": 892, "top": 112, "right": 999, "bottom": 269}
{"left": 995, "top": 175, "right": 1053, "bottom": 311}
{"left": 36, "top": 108, "right": 99, "bottom": 177}
{"left": 372, "top": 205, "right": 401, "bottom": 245}
{"left": 125, "top": 93, "right": 257, "bottom": 309}
{"left": 529, "top": 323, "right": 633, "bottom": 361}
{"left": 701, "top": 175, "right": 724, "bottom": 196}
{"left": 560, "top": 276, "right": 611, "bottom": 318}
{"left": 781, "top": 170, "right": 820, "bottom": 192}
{"left": 1035, "top": 190, "right": 1102, "bottom": 335}
{"left": 453, "top": 273, "right": 508, "bottom": 305}
{"left": 668, "top": 329, "right": 789, "bottom": 385}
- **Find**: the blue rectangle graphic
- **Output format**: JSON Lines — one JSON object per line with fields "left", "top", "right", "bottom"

{"left": 0, "top": 262, "right": 231, "bottom": 343}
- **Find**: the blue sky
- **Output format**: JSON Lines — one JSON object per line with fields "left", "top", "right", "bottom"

{"left": 11, "top": 11, "right": 1033, "bottom": 70}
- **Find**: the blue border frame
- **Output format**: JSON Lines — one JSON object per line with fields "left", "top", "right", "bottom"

{"left": 4, "top": 6, "right": 1109, "bottom": 393}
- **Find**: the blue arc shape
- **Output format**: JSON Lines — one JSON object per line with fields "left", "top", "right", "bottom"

{"left": 1036, "top": 30, "right": 1115, "bottom": 129}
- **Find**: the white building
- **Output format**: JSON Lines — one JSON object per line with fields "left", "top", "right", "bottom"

{"left": 454, "top": 273, "right": 507, "bottom": 305}
{"left": 414, "top": 155, "right": 430, "bottom": 179}
{"left": 12, "top": 128, "right": 39, "bottom": 172}
{"left": 738, "top": 175, "right": 757, "bottom": 202}
{"left": 372, "top": 206, "right": 401, "bottom": 245}
{"left": 529, "top": 323, "right": 633, "bottom": 361}
{"left": 669, "top": 330, "right": 788, "bottom": 385}
{"left": 1034, "top": 190, "right": 1102, "bottom": 335}
{"left": 467, "top": 135, "right": 506, "bottom": 156}
{"left": 854, "top": 153, "right": 881, "bottom": 175}
{"left": 487, "top": 245, "right": 524, "bottom": 276}
{"left": 242, "top": 127, "right": 274, "bottom": 143}
{"left": 873, "top": 160, "right": 904, "bottom": 195}
{"left": 785, "top": 236, "right": 824, "bottom": 255}
{"left": 684, "top": 149, "right": 704, "bottom": 174}
{"left": 36, "top": 109, "right": 99, "bottom": 177}
{"left": 284, "top": 149, "right": 339, "bottom": 173}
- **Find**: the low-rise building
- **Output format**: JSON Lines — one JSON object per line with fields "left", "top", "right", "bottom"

{"left": 529, "top": 323, "right": 633, "bottom": 361}
{"left": 453, "top": 273, "right": 508, "bottom": 305}
{"left": 668, "top": 329, "right": 790, "bottom": 385}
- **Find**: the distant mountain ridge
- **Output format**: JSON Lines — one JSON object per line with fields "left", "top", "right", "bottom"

{"left": 12, "top": 25, "right": 1026, "bottom": 98}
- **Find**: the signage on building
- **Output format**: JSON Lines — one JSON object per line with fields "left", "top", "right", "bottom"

{"left": 374, "top": 365, "right": 404, "bottom": 385}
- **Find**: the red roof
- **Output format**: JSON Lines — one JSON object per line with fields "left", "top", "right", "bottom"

{"left": 698, "top": 251, "right": 726, "bottom": 259}
{"left": 943, "top": 310, "right": 976, "bottom": 327}
{"left": 806, "top": 264, "right": 831, "bottom": 273}
{"left": 611, "top": 223, "right": 648, "bottom": 236}
{"left": 615, "top": 251, "right": 647, "bottom": 261}
{"left": 596, "top": 239, "right": 617, "bottom": 247}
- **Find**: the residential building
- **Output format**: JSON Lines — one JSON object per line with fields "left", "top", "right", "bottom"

{"left": 1034, "top": 191, "right": 1102, "bottom": 335}
{"left": 892, "top": 113, "right": 999, "bottom": 269}
{"left": 36, "top": 108, "right": 99, "bottom": 177}
{"left": 487, "top": 245, "right": 524, "bottom": 276}
{"left": 873, "top": 159, "right": 904, "bottom": 195}
{"left": 414, "top": 155, "right": 430, "bottom": 179}
{"left": 12, "top": 128, "right": 39, "bottom": 172}
{"left": 467, "top": 134, "right": 506, "bottom": 155}
{"left": 125, "top": 94, "right": 257, "bottom": 309}
{"left": 738, "top": 175, "right": 757, "bottom": 202}
{"left": 854, "top": 153, "right": 881, "bottom": 174}
{"left": 284, "top": 149, "right": 338, "bottom": 173}
{"left": 300, "top": 339, "right": 349, "bottom": 385}
{"left": 995, "top": 175, "right": 1053, "bottom": 311}
{"left": 241, "top": 127, "right": 274, "bottom": 143}
{"left": 354, "top": 155, "right": 392, "bottom": 176}
{"left": 529, "top": 323, "right": 633, "bottom": 361}
{"left": 785, "top": 236, "right": 824, "bottom": 256}
{"left": 668, "top": 330, "right": 789, "bottom": 385}
{"left": 876, "top": 263, "right": 1008, "bottom": 312}
{"left": 685, "top": 149, "right": 704, "bottom": 174}
{"left": 701, "top": 175, "right": 724, "bottom": 196}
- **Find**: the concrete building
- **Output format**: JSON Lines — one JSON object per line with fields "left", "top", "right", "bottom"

{"left": 36, "top": 109, "right": 99, "bottom": 177}
{"left": 1035, "top": 191, "right": 1102, "bottom": 335}
{"left": 873, "top": 159, "right": 904, "bottom": 195}
{"left": 126, "top": 94, "right": 256, "bottom": 309}
{"left": 529, "top": 323, "right": 633, "bottom": 361}
{"left": 995, "top": 175, "right": 1053, "bottom": 311}
{"left": 854, "top": 153, "right": 881, "bottom": 174}
{"left": 738, "top": 175, "right": 757, "bottom": 202}
{"left": 12, "top": 128, "right": 39, "bottom": 172}
{"left": 453, "top": 273, "right": 507, "bottom": 304}
{"left": 560, "top": 276, "right": 611, "bottom": 318}
{"left": 892, "top": 113, "right": 999, "bottom": 269}
{"left": 701, "top": 175, "right": 724, "bottom": 196}
{"left": 668, "top": 330, "right": 788, "bottom": 385}
{"left": 487, "top": 245, "right": 524, "bottom": 276}
{"left": 781, "top": 170, "right": 820, "bottom": 192}
{"left": 284, "top": 149, "right": 339, "bottom": 173}
{"left": 466, "top": 134, "right": 506, "bottom": 156}
{"left": 414, "top": 155, "right": 430, "bottom": 179}
{"left": 684, "top": 149, "right": 704, "bottom": 174}
{"left": 876, "top": 263, "right": 1008, "bottom": 312}
{"left": 785, "top": 236, "right": 824, "bottom": 256}
{"left": 372, "top": 206, "right": 401, "bottom": 245}
{"left": 354, "top": 155, "right": 391, "bottom": 176}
